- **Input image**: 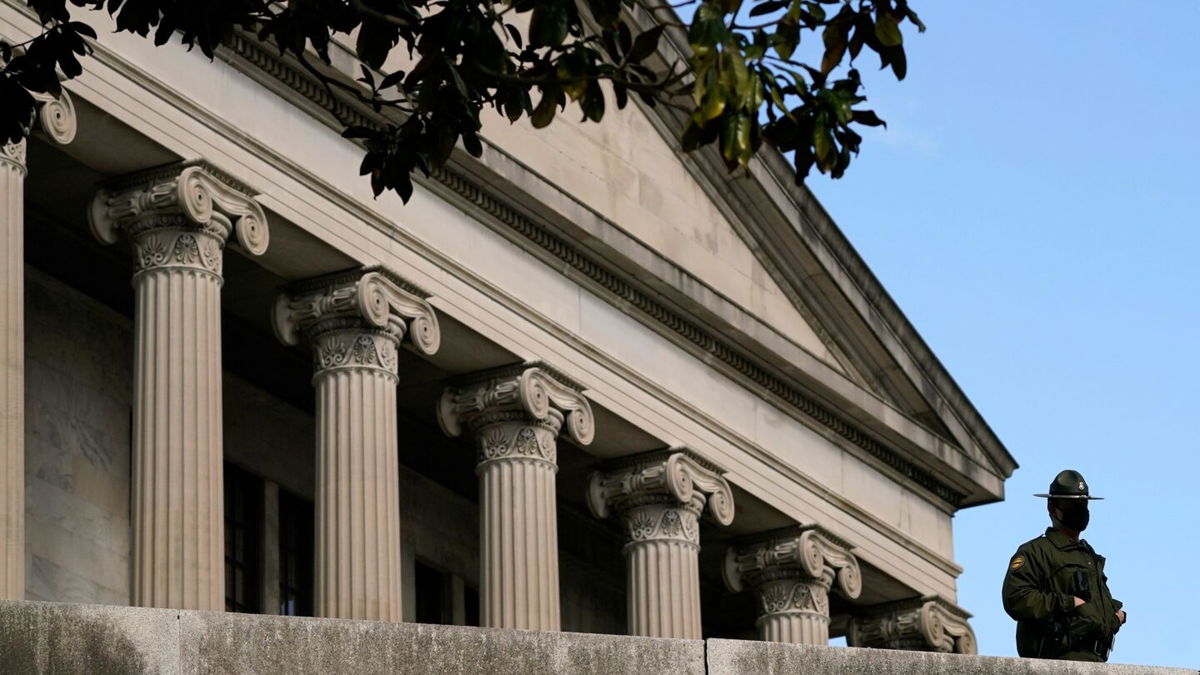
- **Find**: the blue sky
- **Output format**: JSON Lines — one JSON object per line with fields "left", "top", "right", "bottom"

{"left": 811, "top": 1, "right": 1200, "bottom": 668}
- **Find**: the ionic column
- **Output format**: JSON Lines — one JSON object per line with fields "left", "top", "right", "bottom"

{"left": 723, "top": 525, "right": 861, "bottom": 644}
{"left": 437, "top": 364, "right": 594, "bottom": 631}
{"left": 1, "top": 91, "right": 75, "bottom": 600}
{"left": 89, "top": 161, "right": 270, "bottom": 609}
{"left": 847, "top": 595, "right": 978, "bottom": 654}
{"left": 274, "top": 267, "right": 439, "bottom": 621}
{"left": 588, "top": 450, "right": 735, "bottom": 638}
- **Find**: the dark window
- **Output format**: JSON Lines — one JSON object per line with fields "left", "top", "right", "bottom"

{"left": 278, "top": 489, "right": 314, "bottom": 616}
{"left": 224, "top": 464, "right": 262, "bottom": 613}
{"left": 464, "top": 583, "right": 480, "bottom": 627}
{"left": 414, "top": 560, "right": 451, "bottom": 624}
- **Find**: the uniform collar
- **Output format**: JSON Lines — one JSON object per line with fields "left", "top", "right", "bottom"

{"left": 1044, "top": 527, "right": 1090, "bottom": 551}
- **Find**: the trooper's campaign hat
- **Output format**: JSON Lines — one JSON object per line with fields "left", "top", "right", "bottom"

{"left": 1033, "top": 469, "right": 1103, "bottom": 500}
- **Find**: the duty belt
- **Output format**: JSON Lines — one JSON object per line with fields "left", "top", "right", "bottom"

{"left": 1073, "top": 636, "right": 1110, "bottom": 659}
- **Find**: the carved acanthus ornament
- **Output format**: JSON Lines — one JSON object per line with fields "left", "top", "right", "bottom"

{"left": 274, "top": 266, "right": 440, "bottom": 379}
{"left": 437, "top": 363, "right": 594, "bottom": 466}
{"left": 847, "top": 595, "right": 977, "bottom": 655}
{"left": 588, "top": 449, "right": 735, "bottom": 548}
{"left": 88, "top": 160, "right": 269, "bottom": 278}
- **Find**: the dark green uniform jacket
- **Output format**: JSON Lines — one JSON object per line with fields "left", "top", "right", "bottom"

{"left": 1002, "top": 528, "right": 1123, "bottom": 662}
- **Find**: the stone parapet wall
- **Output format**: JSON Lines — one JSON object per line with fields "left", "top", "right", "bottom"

{"left": 707, "top": 639, "right": 1193, "bottom": 675}
{"left": 0, "top": 601, "right": 1190, "bottom": 674}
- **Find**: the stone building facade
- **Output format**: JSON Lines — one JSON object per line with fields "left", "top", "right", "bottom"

{"left": 0, "top": 0, "right": 1014, "bottom": 657}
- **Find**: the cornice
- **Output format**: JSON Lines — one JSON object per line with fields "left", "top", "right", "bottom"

{"left": 214, "top": 28, "right": 970, "bottom": 508}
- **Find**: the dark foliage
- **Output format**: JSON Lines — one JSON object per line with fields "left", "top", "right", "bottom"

{"left": 1, "top": 0, "right": 923, "bottom": 199}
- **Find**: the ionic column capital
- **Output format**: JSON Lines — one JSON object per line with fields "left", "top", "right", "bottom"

{"left": 847, "top": 595, "right": 978, "bottom": 655}
{"left": 589, "top": 449, "right": 732, "bottom": 639}
{"left": 273, "top": 266, "right": 440, "bottom": 379}
{"left": 437, "top": 362, "right": 594, "bottom": 448}
{"left": 88, "top": 160, "right": 270, "bottom": 261}
{"left": 587, "top": 449, "right": 735, "bottom": 530}
{"left": 1, "top": 89, "right": 75, "bottom": 173}
{"left": 439, "top": 362, "right": 581, "bottom": 631}
{"left": 723, "top": 525, "right": 861, "bottom": 600}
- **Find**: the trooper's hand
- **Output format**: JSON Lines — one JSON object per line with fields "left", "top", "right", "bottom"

{"left": 1116, "top": 610, "right": 1126, "bottom": 624}
{"left": 1073, "top": 596, "right": 1086, "bottom": 608}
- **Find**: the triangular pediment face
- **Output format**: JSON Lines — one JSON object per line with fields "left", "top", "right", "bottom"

{"left": 478, "top": 103, "right": 864, "bottom": 382}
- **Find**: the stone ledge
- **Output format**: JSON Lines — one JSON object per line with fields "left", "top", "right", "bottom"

{"left": 706, "top": 638, "right": 1195, "bottom": 675}
{"left": 0, "top": 601, "right": 1191, "bottom": 674}
{"left": 0, "top": 601, "right": 704, "bottom": 674}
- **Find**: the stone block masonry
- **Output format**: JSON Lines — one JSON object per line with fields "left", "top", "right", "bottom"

{"left": 0, "top": 601, "right": 1192, "bottom": 674}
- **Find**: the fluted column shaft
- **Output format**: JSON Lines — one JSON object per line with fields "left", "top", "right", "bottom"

{"left": 622, "top": 496, "right": 704, "bottom": 638}
{"left": 274, "top": 267, "right": 440, "bottom": 622}
{"left": 476, "top": 411, "right": 562, "bottom": 630}
{"left": 438, "top": 364, "right": 595, "bottom": 632}
{"left": 129, "top": 223, "right": 224, "bottom": 610}
{"left": 312, "top": 325, "right": 403, "bottom": 620}
{"left": 91, "top": 161, "right": 269, "bottom": 610}
{"left": 129, "top": 220, "right": 226, "bottom": 609}
{"left": 588, "top": 450, "right": 736, "bottom": 639}
{"left": 0, "top": 141, "right": 26, "bottom": 600}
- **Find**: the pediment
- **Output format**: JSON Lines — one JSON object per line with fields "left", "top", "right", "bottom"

{"left": 478, "top": 100, "right": 868, "bottom": 386}
{"left": 475, "top": 91, "right": 1015, "bottom": 492}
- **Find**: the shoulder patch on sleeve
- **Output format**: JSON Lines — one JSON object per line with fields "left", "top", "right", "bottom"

{"left": 1010, "top": 554, "right": 1026, "bottom": 571}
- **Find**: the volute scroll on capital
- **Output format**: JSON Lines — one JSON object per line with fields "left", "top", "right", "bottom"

{"left": 0, "top": 88, "right": 76, "bottom": 171}
{"left": 273, "top": 266, "right": 441, "bottom": 361}
{"left": 586, "top": 449, "right": 735, "bottom": 526}
{"left": 436, "top": 362, "right": 595, "bottom": 447}
{"left": 847, "top": 595, "right": 977, "bottom": 655}
{"left": 723, "top": 525, "right": 862, "bottom": 601}
{"left": 88, "top": 159, "right": 269, "bottom": 257}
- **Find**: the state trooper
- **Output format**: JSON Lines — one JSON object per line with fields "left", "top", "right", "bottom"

{"left": 1002, "top": 469, "right": 1127, "bottom": 661}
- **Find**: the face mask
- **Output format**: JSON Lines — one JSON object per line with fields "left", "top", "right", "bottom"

{"left": 1057, "top": 504, "right": 1090, "bottom": 532}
